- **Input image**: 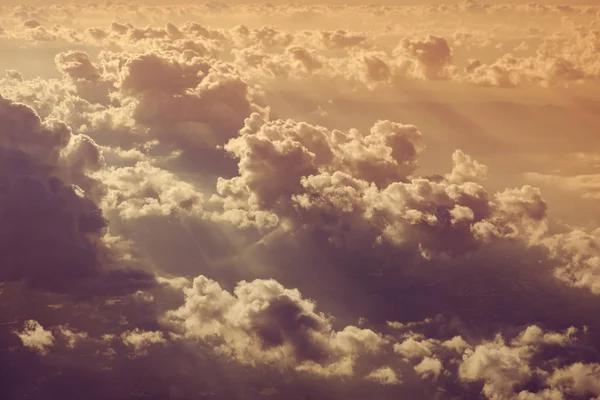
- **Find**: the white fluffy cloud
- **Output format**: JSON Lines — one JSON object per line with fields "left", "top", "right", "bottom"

{"left": 96, "top": 161, "right": 204, "bottom": 220}
{"left": 14, "top": 320, "right": 55, "bottom": 355}
{"left": 208, "top": 113, "right": 548, "bottom": 260}
{"left": 458, "top": 325, "right": 597, "bottom": 400}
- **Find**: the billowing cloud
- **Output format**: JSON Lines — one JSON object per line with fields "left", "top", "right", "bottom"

{"left": 164, "top": 275, "right": 385, "bottom": 377}
{"left": 96, "top": 161, "right": 204, "bottom": 220}
{"left": 0, "top": 95, "right": 154, "bottom": 295}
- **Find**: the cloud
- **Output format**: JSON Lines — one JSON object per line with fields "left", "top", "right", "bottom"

{"left": 526, "top": 172, "right": 600, "bottom": 199}
{"left": 393, "top": 35, "right": 454, "bottom": 80}
{"left": 20, "top": 270, "right": 599, "bottom": 399}
{"left": 547, "top": 363, "right": 600, "bottom": 397}
{"left": 164, "top": 275, "right": 385, "bottom": 377}
{"left": 381, "top": 317, "right": 600, "bottom": 399}
{"left": 319, "top": 30, "right": 369, "bottom": 50}
{"left": 201, "top": 109, "right": 600, "bottom": 301}
{"left": 457, "top": 324, "right": 597, "bottom": 400}
{"left": 445, "top": 149, "right": 488, "bottom": 184}
{"left": 96, "top": 49, "right": 265, "bottom": 169}
{"left": 366, "top": 366, "right": 401, "bottom": 385}
{"left": 0, "top": 95, "right": 154, "bottom": 295}
{"left": 209, "top": 113, "right": 550, "bottom": 263}
{"left": 120, "top": 328, "right": 166, "bottom": 355}
{"left": 209, "top": 115, "right": 426, "bottom": 231}
{"left": 459, "top": 334, "right": 535, "bottom": 399}
{"left": 96, "top": 161, "right": 204, "bottom": 220}
{"left": 541, "top": 228, "right": 600, "bottom": 294}
{"left": 14, "top": 320, "right": 55, "bottom": 355}
{"left": 55, "top": 51, "right": 101, "bottom": 82}
{"left": 414, "top": 356, "right": 443, "bottom": 380}
{"left": 461, "top": 53, "right": 587, "bottom": 88}
{"left": 2, "top": 68, "right": 599, "bottom": 397}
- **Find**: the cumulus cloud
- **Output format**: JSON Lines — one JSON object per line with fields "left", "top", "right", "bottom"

{"left": 457, "top": 324, "right": 597, "bottom": 400}
{"left": 381, "top": 317, "right": 600, "bottom": 399}
{"left": 366, "top": 366, "right": 401, "bottom": 385}
{"left": 55, "top": 51, "right": 102, "bottom": 82}
{"left": 547, "top": 363, "right": 600, "bottom": 397}
{"left": 208, "top": 115, "right": 427, "bottom": 232}
{"left": 414, "top": 356, "right": 443, "bottom": 380}
{"left": 14, "top": 320, "right": 55, "bottom": 355}
{"left": 120, "top": 329, "right": 166, "bottom": 355}
{"left": 198, "top": 107, "right": 600, "bottom": 306}
{"left": 103, "top": 50, "right": 262, "bottom": 152}
{"left": 541, "top": 228, "right": 600, "bottom": 294}
{"left": 164, "top": 275, "right": 385, "bottom": 377}
{"left": 394, "top": 35, "right": 454, "bottom": 80}
{"left": 446, "top": 149, "right": 488, "bottom": 184}
{"left": 205, "top": 112, "right": 553, "bottom": 265}
{"left": 96, "top": 161, "right": 204, "bottom": 220}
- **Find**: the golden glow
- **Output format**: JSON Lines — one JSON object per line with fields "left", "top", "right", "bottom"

{"left": 1, "top": 2, "right": 600, "bottom": 399}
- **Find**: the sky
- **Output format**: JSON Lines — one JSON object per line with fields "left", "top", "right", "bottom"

{"left": 7, "top": 0, "right": 600, "bottom": 4}
{"left": 0, "top": 2, "right": 600, "bottom": 400}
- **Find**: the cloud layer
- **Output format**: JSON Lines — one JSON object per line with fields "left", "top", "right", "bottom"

{"left": 1, "top": 2, "right": 600, "bottom": 400}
